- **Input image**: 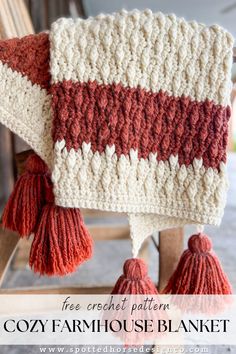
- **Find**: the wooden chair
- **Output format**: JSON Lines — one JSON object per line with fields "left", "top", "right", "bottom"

{"left": 0, "top": 150, "right": 184, "bottom": 294}
{"left": 0, "top": 0, "right": 184, "bottom": 295}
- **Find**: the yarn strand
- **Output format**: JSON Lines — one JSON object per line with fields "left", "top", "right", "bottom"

{"left": 163, "top": 233, "right": 232, "bottom": 295}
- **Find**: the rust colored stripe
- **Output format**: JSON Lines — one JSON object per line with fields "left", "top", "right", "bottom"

{"left": 51, "top": 80, "right": 230, "bottom": 169}
{"left": 0, "top": 33, "right": 50, "bottom": 89}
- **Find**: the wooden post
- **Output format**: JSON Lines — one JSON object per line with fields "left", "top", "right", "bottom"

{"left": 158, "top": 228, "right": 184, "bottom": 292}
{"left": 138, "top": 240, "right": 149, "bottom": 262}
{"left": 0, "top": 126, "right": 15, "bottom": 205}
{"left": 0, "top": 228, "right": 19, "bottom": 287}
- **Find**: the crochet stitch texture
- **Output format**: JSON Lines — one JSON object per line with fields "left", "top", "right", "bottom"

{"left": 0, "top": 33, "right": 52, "bottom": 165}
{"left": 0, "top": 9, "right": 233, "bottom": 256}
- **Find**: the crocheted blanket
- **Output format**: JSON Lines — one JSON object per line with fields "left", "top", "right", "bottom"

{"left": 0, "top": 10, "right": 233, "bottom": 256}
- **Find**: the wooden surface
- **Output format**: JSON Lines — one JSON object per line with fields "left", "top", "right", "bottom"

{"left": 0, "top": 125, "right": 15, "bottom": 208}
{"left": 0, "top": 0, "right": 35, "bottom": 289}
{"left": 12, "top": 224, "right": 130, "bottom": 270}
{"left": 0, "top": 228, "right": 19, "bottom": 287}
{"left": 158, "top": 228, "right": 184, "bottom": 291}
{"left": 1, "top": 148, "right": 184, "bottom": 294}
{"left": 0, "top": 0, "right": 34, "bottom": 211}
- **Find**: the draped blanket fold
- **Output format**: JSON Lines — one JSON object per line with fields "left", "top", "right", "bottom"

{"left": 0, "top": 9, "right": 233, "bottom": 256}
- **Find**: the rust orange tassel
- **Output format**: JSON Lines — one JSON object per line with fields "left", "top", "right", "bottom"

{"left": 163, "top": 233, "right": 232, "bottom": 295}
{"left": 29, "top": 183, "right": 93, "bottom": 276}
{"left": 2, "top": 154, "right": 49, "bottom": 237}
{"left": 111, "top": 258, "right": 158, "bottom": 294}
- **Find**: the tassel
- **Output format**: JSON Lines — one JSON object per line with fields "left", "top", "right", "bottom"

{"left": 108, "top": 259, "right": 162, "bottom": 345}
{"left": 163, "top": 233, "right": 232, "bottom": 294}
{"left": 29, "top": 181, "right": 93, "bottom": 276}
{"left": 2, "top": 154, "right": 49, "bottom": 237}
{"left": 111, "top": 258, "right": 158, "bottom": 294}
